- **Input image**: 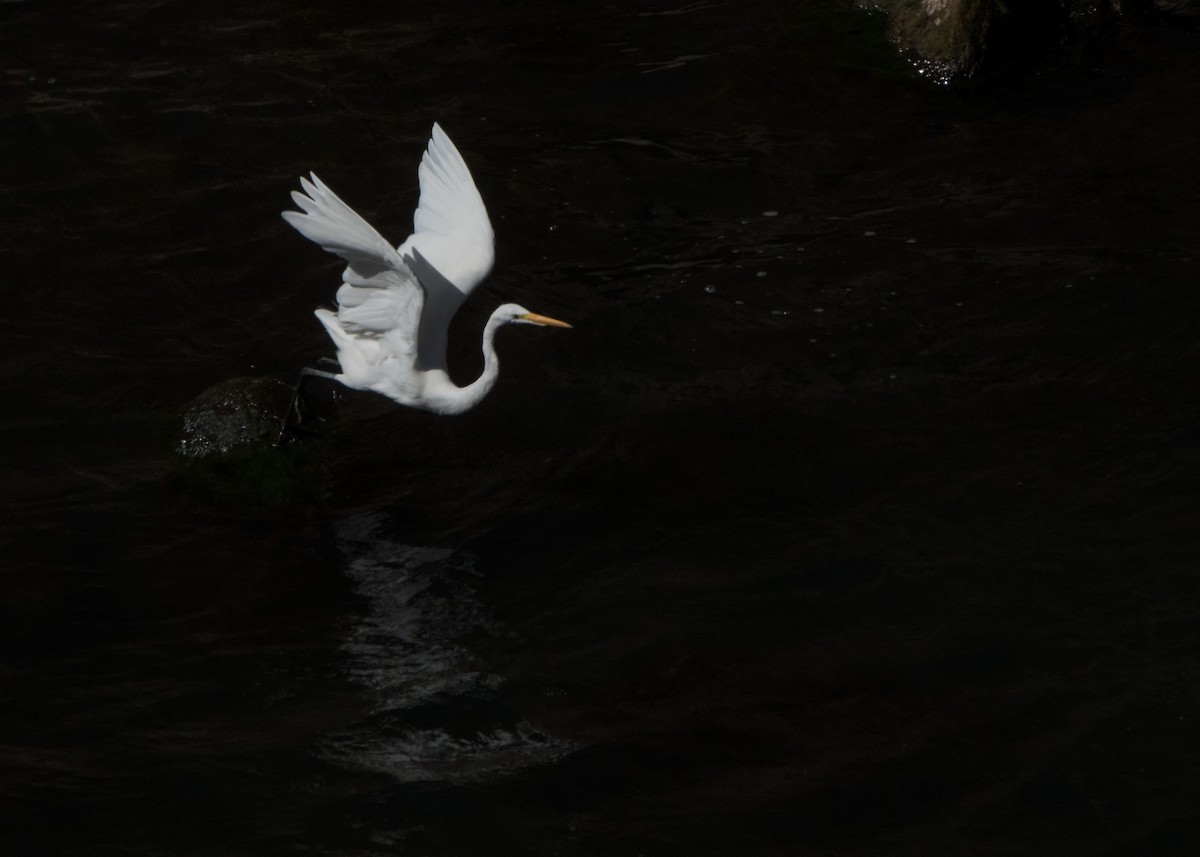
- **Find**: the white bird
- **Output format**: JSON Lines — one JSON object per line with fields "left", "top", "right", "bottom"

{"left": 282, "top": 123, "right": 571, "bottom": 419}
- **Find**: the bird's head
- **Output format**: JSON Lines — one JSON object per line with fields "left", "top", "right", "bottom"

{"left": 497, "top": 303, "right": 573, "bottom": 328}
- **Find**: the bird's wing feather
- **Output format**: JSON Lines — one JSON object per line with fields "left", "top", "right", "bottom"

{"left": 283, "top": 174, "right": 406, "bottom": 282}
{"left": 283, "top": 125, "right": 494, "bottom": 375}
{"left": 282, "top": 173, "right": 423, "bottom": 361}
{"left": 396, "top": 124, "right": 495, "bottom": 369}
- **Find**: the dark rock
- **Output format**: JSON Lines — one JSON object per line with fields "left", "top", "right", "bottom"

{"left": 176, "top": 376, "right": 293, "bottom": 458}
{"left": 865, "top": 0, "right": 1125, "bottom": 81}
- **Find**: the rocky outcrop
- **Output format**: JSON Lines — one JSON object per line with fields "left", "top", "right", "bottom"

{"left": 864, "top": 0, "right": 1172, "bottom": 82}
{"left": 176, "top": 376, "right": 293, "bottom": 458}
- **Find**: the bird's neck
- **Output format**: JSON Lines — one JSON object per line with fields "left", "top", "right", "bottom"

{"left": 427, "top": 310, "right": 505, "bottom": 415}
{"left": 469, "top": 311, "right": 505, "bottom": 400}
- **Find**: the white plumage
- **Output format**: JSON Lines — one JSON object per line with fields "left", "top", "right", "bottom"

{"left": 282, "top": 124, "right": 570, "bottom": 416}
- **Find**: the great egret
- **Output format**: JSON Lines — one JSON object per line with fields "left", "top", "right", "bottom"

{"left": 282, "top": 124, "right": 571, "bottom": 419}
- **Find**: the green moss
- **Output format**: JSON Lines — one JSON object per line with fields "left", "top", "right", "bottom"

{"left": 170, "top": 375, "right": 339, "bottom": 510}
{"left": 172, "top": 440, "right": 321, "bottom": 509}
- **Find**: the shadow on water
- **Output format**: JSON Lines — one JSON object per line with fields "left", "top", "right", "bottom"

{"left": 3, "top": 0, "right": 1200, "bottom": 855}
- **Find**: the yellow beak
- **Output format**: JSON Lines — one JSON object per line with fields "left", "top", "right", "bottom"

{"left": 520, "top": 312, "right": 573, "bottom": 329}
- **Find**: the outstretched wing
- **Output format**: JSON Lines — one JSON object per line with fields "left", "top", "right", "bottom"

{"left": 282, "top": 174, "right": 423, "bottom": 364}
{"left": 397, "top": 123, "right": 496, "bottom": 370}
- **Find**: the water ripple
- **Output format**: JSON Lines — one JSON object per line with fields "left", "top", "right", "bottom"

{"left": 318, "top": 514, "right": 575, "bottom": 784}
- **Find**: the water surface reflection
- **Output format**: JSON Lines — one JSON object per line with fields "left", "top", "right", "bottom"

{"left": 320, "top": 514, "right": 574, "bottom": 784}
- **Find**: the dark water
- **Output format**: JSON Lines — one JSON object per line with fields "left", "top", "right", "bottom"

{"left": 4, "top": 1, "right": 1200, "bottom": 854}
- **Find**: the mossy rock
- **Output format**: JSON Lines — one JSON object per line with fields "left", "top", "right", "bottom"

{"left": 173, "top": 376, "right": 320, "bottom": 508}
{"left": 869, "top": 0, "right": 1097, "bottom": 81}
{"left": 176, "top": 376, "right": 293, "bottom": 458}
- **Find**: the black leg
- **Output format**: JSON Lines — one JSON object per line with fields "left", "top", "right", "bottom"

{"left": 280, "top": 366, "right": 340, "bottom": 440}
